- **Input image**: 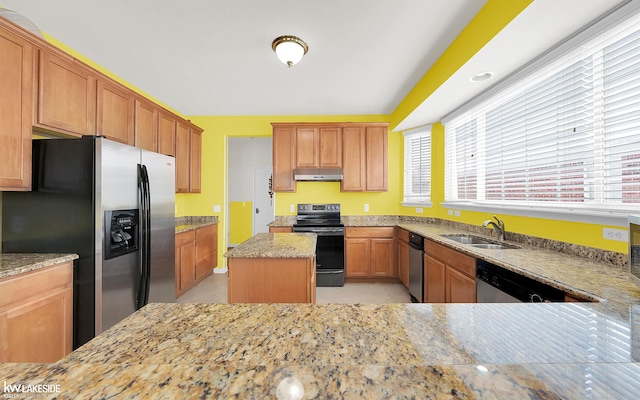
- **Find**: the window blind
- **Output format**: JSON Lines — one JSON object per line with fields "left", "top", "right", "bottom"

{"left": 403, "top": 126, "right": 431, "bottom": 203}
{"left": 444, "top": 9, "right": 640, "bottom": 210}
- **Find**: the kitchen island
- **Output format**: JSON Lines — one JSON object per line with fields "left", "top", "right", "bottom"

{"left": 2, "top": 301, "right": 640, "bottom": 398}
{"left": 224, "top": 232, "right": 317, "bottom": 303}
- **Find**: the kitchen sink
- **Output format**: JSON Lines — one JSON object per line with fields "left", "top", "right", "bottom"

{"left": 440, "top": 234, "right": 520, "bottom": 249}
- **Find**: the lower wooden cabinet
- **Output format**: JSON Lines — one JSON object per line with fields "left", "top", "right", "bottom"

{"left": 175, "top": 224, "right": 218, "bottom": 298}
{"left": 396, "top": 228, "right": 410, "bottom": 288}
{"left": 345, "top": 227, "right": 395, "bottom": 279}
{"left": 424, "top": 239, "right": 476, "bottom": 303}
{"left": 268, "top": 226, "right": 293, "bottom": 233}
{"left": 0, "top": 261, "right": 73, "bottom": 362}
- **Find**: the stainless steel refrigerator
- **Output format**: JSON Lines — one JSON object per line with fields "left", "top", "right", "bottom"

{"left": 2, "top": 136, "right": 175, "bottom": 349}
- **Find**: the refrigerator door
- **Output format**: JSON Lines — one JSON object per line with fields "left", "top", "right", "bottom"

{"left": 98, "top": 139, "right": 142, "bottom": 333}
{"left": 141, "top": 149, "right": 176, "bottom": 303}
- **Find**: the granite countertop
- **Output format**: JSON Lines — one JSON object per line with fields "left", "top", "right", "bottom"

{"left": 224, "top": 233, "right": 317, "bottom": 259}
{"left": 3, "top": 302, "right": 640, "bottom": 398}
{"left": 0, "top": 253, "right": 79, "bottom": 280}
{"left": 175, "top": 216, "right": 218, "bottom": 233}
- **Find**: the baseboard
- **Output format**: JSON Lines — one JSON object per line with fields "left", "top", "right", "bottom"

{"left": 214, "top": 267, "right": 228, "bottom": 274}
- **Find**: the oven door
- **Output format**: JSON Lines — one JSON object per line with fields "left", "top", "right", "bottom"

{"left": 293, "top": 226, "right": 345, "bottom": 287}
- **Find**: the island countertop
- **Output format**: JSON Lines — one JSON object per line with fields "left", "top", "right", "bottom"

{"left": 224, "top": 232, "right": 317, "bottom": 259}
{"left": 3, "top": 302, "right": 640, "bottom": 398}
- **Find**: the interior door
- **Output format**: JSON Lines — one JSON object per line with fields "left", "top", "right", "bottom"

{"left": 253, "top": 166, "right": 274, "bottom": 235}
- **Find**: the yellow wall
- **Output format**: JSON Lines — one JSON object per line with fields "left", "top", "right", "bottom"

{"left": 229, "top": 201, "right": 253, "bottom": 244}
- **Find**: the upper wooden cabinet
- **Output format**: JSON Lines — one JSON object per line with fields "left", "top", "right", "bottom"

{"left": 0, "top": 22, "right": 33, "bottom": 191}
{"left": 36, "top": 50, "right": 97, "bottom": 136}
{"left": 134, "top": 98, "right": 158, "bottom": 152}
{"left": 294, "top": 126, "right": 342, "bottom": 169}
{"left": 175, "top": 119, "right": 190, "bottom": 193}
{"left": 272, "top": 122, "right": 386, "bottom": 192}
{"left": 189, "top": 124, "right": 203, "bottom": 193}
{"left": 157, "top": 110, "right": 176, "bottom": 157}
{"left": 341, "top": 124, "right": 388, "bottom": 192}
{"left": 272, "top": 125, "right": 296, "bottom": 192}
{"left": 97, "top": 80, "right": 135, "bottom": 145}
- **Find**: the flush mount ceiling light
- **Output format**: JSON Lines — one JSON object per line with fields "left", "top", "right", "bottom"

{"left": 272, "top": 35, "right": 308, "bottom": 68}
{"left": 470, "top": 72, "right": 494, "bottom": 82}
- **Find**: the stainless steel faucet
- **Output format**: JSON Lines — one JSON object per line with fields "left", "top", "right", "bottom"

{"left": 482, "top": 215, "right": 505, "bottom": 241}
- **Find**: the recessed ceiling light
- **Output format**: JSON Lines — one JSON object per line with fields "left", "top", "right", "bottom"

{"left": 470, "top": 72, "right": 494, "bottom": 82}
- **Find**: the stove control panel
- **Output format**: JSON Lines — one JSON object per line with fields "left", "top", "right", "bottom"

{"left": 297, "top": 203, "right": 340, "bottom": 214}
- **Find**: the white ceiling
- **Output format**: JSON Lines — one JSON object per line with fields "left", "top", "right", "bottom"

{"left": 0, "top": 0, "right": 626, "bottom": 130}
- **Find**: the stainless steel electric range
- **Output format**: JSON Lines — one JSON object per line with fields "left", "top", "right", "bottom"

{"left": 292, "top": 203, "right": 345, "bottom": 287}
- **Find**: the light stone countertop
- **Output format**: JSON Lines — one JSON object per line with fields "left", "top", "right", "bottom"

{"left": 0, "top": 253, "right": 78, "bottom": 280}
{"left": 3, "top": 302, "right": 640, "bottom": 398}
{"left": 224, "top": 232, "right": 317, "bottom": 258}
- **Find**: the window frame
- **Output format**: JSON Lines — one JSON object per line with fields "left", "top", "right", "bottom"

{"left": 402, "top": 125, "right": 433, "bottom": 207}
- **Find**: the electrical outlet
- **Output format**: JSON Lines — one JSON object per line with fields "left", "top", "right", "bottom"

{"left": 603, "top": 228, "right": 628, "bottom": 242}
{"left": 454, "top": 210, "right": 461, "bottom": 217}
{"left": 447, "top": 209, "right": 453, "bottom": 216}
{"left": 364, "top": 204, "right": 369, "bottom": 212}
{"left": 415, "top": 208, "right": 423, "bottom": 213}
{"left": 213, "top": 205, "right": 221, "bottom": 213}
{"left": 290, "top": 204, "right": 295, "bottom": 213}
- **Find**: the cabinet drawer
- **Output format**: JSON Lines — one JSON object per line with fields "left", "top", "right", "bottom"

{"left": 397, "top": 228, "right": 409, "bottom": 243}
{"left": 0, "top": 261, "right": 73, "bottom": 310}
{"left": 425, "top": 240, "right": 475, "bottom": 277}
{"left": 346, "top": 227, "right": 394, "bottom": 238}
{"left": 176, "top": 230, "right": 195, "bottom": 246}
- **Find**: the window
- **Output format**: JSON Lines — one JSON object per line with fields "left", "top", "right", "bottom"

{"left": 403, "top": 126, "right": 431, "bottom": 204}
{"left": 444, "top": 7, "right": 640, "bottom": 215}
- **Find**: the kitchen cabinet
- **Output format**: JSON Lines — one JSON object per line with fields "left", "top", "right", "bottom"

{"left": 341, "top": 124, "right": 388, "bottom": 192}
{"left": 176, "top": 224, "right": 218, "bottom": 297}
{"left": 396, "top": 228, "right": 410, "bottom": 288}
{"left": 35, "top": 50, "right": 97, "bottom": 136}
{"left": 0, "top": 261, "right": 73, "bottom": 362}
{"left": 157, "top": 110, "right": 176, "bottom": 157}
{"left": 345, "top": 227, "right": 395, "bottom": 279}
{"left": 294, "top": 126, "right": 342, "bottom": 168}
{"left": 175, "top": 230, "right": 196, "bottom": 298}
{"left": 195, "top": 224, "right": 218, "bottom": 281}
{"left": 134, "top": 98, "right": 158, "bottom": 152}
{"left": 0, "top": 22, "right": 33, "bottom": 191}
{"left": 175, "top": 119, "right": 190, "bottom": 193}
{"left": 96, "top": 79, "right": 135, "bottom": 145}
{"left": 269, "top": 226, "right": 293, "bottom": 233}
{"left": 272, "top": 125, "right": 296, "bottom": 192}
{"left": 189, "top": 124, "right": 203, "bottom": 193}
{"left": 424, "top": 239, "right": 476, "bottom": 303}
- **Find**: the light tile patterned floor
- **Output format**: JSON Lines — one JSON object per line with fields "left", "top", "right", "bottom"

{"left": 176, "top": 271, "right": 411, "bottom": 304}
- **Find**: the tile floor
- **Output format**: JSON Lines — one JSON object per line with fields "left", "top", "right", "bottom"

{"left": 176, "top": 271, "right": 411, "bottom": 304}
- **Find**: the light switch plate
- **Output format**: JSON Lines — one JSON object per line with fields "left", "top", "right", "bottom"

{"left": 603, "top": 228, "right": 628, "bottom": 242}
{"left": 364, "top": 204, "right": 369, "bottom": 212}
{"left": 213, "top": 205, "right": 221, "bottom": 213}
{"left": 290, "top": 204, "right": 295, "bottom": 213}
{"left": 416, "top": 208, "right": 423, "bottom": 213}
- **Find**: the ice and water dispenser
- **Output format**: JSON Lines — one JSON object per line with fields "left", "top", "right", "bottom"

{"left": 105, "top": 209, "right": 139, "bottom": 259}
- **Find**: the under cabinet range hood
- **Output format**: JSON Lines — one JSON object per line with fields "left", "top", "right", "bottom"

{"left": 294, "top": 167, "right": 343, "bottom": 181}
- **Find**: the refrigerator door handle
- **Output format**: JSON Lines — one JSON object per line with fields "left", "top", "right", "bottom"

{"left": 136, "top": 164, "right": 151, "bottom": 309}
{"left": 142, "top": 164, "right": 151, "bottom": 306}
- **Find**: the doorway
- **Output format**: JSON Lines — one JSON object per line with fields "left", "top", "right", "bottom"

{"left": 227, "top": 137, "right": 273, "bottom": 246}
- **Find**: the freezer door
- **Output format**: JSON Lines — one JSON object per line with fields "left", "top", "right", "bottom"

{"left": 141, "top": 149, "right": 176, "bottom": 303}
{"left": 98, "top": 139, "right": 141, "bottom": 334}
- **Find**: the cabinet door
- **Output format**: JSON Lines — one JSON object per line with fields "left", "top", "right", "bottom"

{"left": 0, "top": 26, "right": 32, "bottom": 190}
{"left": 397, "top": 239, "right": 409, "bottom": 288}
{"left": 341, "top": 126, "right": 366, "bottom": 191}
{"left": 190, "top": 125, "right": 203, "bottom": 193}
{"left": 212, "top": 223, "right": 219, "bottom": 269}
{"left": 319, "top": 127, "right": 342, "bottom": 168}
{"left": 176, "top": 232, "right": 196, "bottom": 296}
{"left": 175, "top": 120, "right": 190, "bottom": 193}
{"left": 446, "top": 266, "right": 476, "bottom": 303}
{"left": 272, "top": 126, "right": 296, "bottom": 192}
{"left": 157, "top": 111, "right": 176, "bottom": 157}
{"left": 96, "top": 80, "right": 134, "bottom": 145}
{"left": 37, "top": 51, "right": 96, "bottom": 135}
{"left": 295, "top": 127, "right": 319, "bottom": 168}
{"left": 365, "top": 125, "right": 388, "bottom": 191}
{"left": 195, "top": 225, "right": 214, "bottom": 280}
{"left": 424, "top": 254, "right": 446, "bottom": 303}
{"left": 269, "top": 226, "right": 293, "bottom": 233}
{"left": 134, "top": 98, "right": 157, "bottom": 152}
{"left": 344, "top": 238, "right": 370, "bottom": 277}
{"left": 370, "top": 238, "right": 395, "bottom": 277}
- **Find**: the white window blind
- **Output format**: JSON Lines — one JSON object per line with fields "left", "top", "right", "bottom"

{"left": 403, "top": 126, "right": 431, "bottom": 204}
{"left": 444, "top": 9, "right": 640, "bottom": 211}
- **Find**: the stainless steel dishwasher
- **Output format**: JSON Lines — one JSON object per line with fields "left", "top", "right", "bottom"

{"left": 408, "top": 232, "right": 424, "bottom": 302}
